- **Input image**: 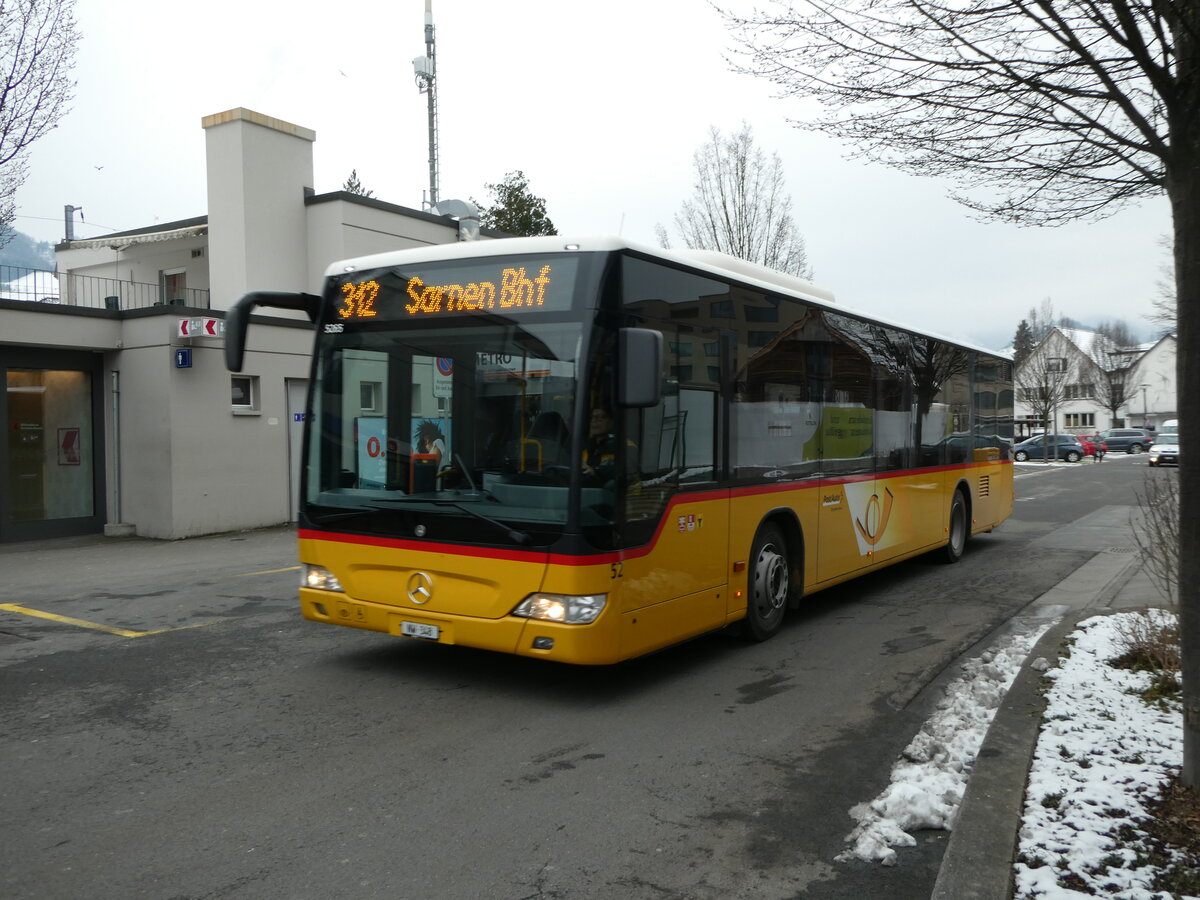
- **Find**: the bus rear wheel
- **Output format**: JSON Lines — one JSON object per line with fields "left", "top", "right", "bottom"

{"left": 941, "top": 490, "right": 968, "bottom": 564}
{"left": 741, "top": 524, "right": 789, "bottom": 641}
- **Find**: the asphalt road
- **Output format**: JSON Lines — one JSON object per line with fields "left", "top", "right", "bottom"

{"left": 0, "top": 454, "right": 1158, "bottom": 899}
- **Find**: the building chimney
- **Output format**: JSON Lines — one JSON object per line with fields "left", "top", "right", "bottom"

{"left": 202, "top": 108, "right": 316, "bottom": 311}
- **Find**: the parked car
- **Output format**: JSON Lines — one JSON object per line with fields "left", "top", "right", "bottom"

{"left": 1078, "top": 434, "right": 1108, "bottom": 457}
{"left": 1096, "top": 428, "right": 1153, "bottom": 454}
{"left": 1012, "top": 434, "right": 1086, "bottom": 462}
{"left": 1148, "top": 432, "right": 1179, "bottom": 467}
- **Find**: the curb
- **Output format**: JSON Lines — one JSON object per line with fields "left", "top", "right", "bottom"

{"left": 930, "top": 551, "right": 1145, "bottom": 899}
{"left": 929, "top": 615, "right": 1077, "bottom": 899}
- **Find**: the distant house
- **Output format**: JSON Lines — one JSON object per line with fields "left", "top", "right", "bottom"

{"left": 1014, "top": 326, "right": 1177, "bottom": 436}
{"left": 0, "top": 107, "right": 492, "bottom": 542}
{"left": 0, "top": 270, "right": 59, "bottom": 303}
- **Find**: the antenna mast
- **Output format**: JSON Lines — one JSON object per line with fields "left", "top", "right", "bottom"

{"left": 413, "top": 0, "right": 439, "bottom": 207}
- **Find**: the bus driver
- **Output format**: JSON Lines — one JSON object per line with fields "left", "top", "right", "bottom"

{"left": 582, "top": 407, "right": 637, "bottom": 489}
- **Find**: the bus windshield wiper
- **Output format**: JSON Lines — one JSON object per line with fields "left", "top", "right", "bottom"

{"left": 359, "top": 495, "right": 531, "bottom": 545}
{"left": 429, "top": 500, "right": 532, "bottom": 546}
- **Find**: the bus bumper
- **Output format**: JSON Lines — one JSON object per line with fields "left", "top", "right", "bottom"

{"left": 299, "top": 588, "right": 625, "bottom": 665}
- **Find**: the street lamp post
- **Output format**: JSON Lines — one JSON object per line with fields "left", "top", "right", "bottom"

{"left": 1141, "top": 384, "right": 1149, "bottom": 428}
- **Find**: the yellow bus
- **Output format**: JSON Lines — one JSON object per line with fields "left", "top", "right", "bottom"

{"left": 225, "top": 237, "right": 1013, "bottom": 664}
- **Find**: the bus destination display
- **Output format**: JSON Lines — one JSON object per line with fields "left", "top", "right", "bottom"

{"left": 335, "top": 258, "right": 576, "bottom": 322}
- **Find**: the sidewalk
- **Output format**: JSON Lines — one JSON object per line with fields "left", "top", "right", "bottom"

{"left": 931, "top": 504, "right": 1167, "bottom": 899}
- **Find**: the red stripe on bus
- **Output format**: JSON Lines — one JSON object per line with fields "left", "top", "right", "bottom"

{"left": 299, "top": 459, "right": 1008, "bottom": 565}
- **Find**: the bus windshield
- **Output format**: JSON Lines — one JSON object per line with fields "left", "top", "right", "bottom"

{"left": 304, "top": 256, "right": 608, "bottom": 547}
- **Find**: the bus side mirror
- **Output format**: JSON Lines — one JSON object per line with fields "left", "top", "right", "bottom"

{"left": 224, "top": 291, "right": 321, "bottom": 372}
{"left": 618, "top": 327, "right": 662, "bottom": 408}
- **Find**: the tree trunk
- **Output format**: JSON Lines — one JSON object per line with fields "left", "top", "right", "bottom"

{"left": 1168, "top": 152, "right": 1200, "bottom": 789}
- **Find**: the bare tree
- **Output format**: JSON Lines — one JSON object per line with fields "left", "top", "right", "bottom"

{"left": 657, "top": 123, "right": 812, "bottom": 278}
{"left": 1150, "top": 236, "right": 1178, "bottom": 336}
{"left": 1025, "top": 298, "right": 1059, "bottom": 343}
{"left": 1094, "top": 319, "right": 1139, "bottom": 349}
{"left": 725, "top": 0, "right": 1200, "bottom": 788}
{"left": 0, "top": 0, "right": 79, "bottom": 247}
{"left": 1016, "top": 331, "right": 1076, "bottom": 458}
{"left": 1133, "top": 471, "right": 1180, "bottom": 609}
{"left": 1094, "top": 366, "right": 1141, "bottom": 429}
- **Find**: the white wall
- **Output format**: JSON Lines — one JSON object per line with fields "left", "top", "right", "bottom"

{"left": 1124, "top": 336, "right": 1177, "bottom": 428}
{"left": 204, "top": 108, "right": 314, "bottom": 310}
{"left": 100, "top": 314, "right": 315, "bottom": 539}
{"left": 304, "top": 196, "right": 462, "bottom": 291}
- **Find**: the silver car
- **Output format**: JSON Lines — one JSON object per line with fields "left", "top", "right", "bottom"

{"left": 1147, "top": 432, "right": 1179, "bottom": 467}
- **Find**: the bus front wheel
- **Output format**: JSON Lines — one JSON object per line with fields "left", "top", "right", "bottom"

{"left": 941, "top": 490, "right": 968, "bottom": 564}
{"left": 741, "top": 524, "right": 789, "bottom": 641}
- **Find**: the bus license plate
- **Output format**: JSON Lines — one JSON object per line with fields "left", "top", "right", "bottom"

{"left": 401, "top": 621, "right": 439, "bottom": 641}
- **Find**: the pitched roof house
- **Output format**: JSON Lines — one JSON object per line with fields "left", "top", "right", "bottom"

{"left": 1014, "top": 326, "right": 1177, "bottom": 436}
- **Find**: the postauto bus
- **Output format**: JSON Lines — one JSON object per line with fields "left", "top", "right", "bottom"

{"left": 224, "top": 237, "right": 1013, "bottom": 664}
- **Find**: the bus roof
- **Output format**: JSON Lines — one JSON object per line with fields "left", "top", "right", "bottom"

{"left": 325, "top": 236, "right": 1010, "bottom": 361}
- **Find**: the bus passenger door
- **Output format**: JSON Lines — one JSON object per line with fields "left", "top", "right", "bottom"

{"left": 816, "top": 402, "right": 877, "bottom": 583}
{"left": 616, "top": 386, "right": 728, "bottom": 657}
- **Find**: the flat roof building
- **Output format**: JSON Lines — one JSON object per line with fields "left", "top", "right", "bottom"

{"left": 0, "top": 108, "right": 489, "bottom": 542}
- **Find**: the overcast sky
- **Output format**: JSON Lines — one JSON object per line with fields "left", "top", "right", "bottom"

{"left": 13, "top": 0, "right": 1170, "bottom": 350}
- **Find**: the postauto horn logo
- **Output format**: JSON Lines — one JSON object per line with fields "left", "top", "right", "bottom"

{"left": 844, "top": 484, "right": 898, "bottom": 556}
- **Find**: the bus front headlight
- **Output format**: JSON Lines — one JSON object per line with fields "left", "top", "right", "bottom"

{"left": 512, "top": 593, "right": 607, "bottom": 625}
{"left": 303, "top": 564, "right": 344, "bottom": 592}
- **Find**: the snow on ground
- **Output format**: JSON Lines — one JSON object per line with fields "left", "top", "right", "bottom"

{"left": 837, "top": 622, "right": 1053, "bottom": 865}
{"left": 835, "top": 610, "right": 1187, "bottom": 899}
{"left": 1014, "top": 611, "right": 1187, "bottom": 900}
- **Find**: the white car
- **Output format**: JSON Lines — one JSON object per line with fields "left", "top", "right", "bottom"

{"left": 1148, "top": 432, "right": 1179, "bottom": 467}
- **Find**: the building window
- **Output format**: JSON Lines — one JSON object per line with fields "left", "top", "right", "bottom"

{"left": 1064, "top": 382, "right": 1095, "bottom": 400}
{"left": 1064, "top": 413, "right": 1095, "bottom": 428}
{"left": 360, "top": 381, "right": 382, "bottom": 412}
{"left": 743, "top": 300, "right": 780, "bottom": 322}
{"left": 747, "top": 330, "right": 776, "bottom": 348}
{"left": 1047, "top": 357, "right": 1067, "bottom": 373}
{"left": 161, "top": 268, "right": 187, "bottom": 305}
{"left": 231, "top": 375, "right": 259, "bottom": 411}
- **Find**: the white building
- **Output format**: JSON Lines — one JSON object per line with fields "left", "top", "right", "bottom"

{"left": 1014, "top": 326, "right": 1177, "bottom": 436}
{"left": 0, "top": 107, "right": 491, "bottom": 542}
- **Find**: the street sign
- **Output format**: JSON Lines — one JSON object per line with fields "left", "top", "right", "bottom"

{"left": 175, "top": 348, "right": 192, "bottom": 368}
{"left": 433, "top": 357, "right": 453, "bottom": 397}
{"left": 177, "top": 317, "right": 225, "bottom": 338}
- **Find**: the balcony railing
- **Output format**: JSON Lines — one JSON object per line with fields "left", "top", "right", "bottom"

{"left": 0, "top": 265, "right": 211, "bottom": 311}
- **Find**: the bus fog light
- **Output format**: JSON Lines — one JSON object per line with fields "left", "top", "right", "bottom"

{"left": 512, "top": 593, "right": 607, "bottom": 624}
{"left": 304, "top": 564, "right": 343, "bottom": 592}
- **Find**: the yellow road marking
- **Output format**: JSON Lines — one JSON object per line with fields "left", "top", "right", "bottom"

{"left": 236, "top": 565, "right": 301, "bottom": 576}
{"left": 0, "top": 603, "right": 219, "bottom": 638}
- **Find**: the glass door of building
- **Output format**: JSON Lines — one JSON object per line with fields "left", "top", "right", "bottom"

{"left": 0, "top": 350, "right": 104, "bottom": 541}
